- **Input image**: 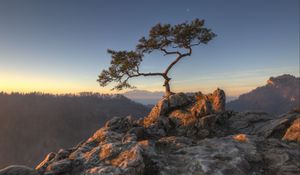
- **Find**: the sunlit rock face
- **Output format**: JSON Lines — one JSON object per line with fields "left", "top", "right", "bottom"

{"left": 1, "top": 90, "right": 299, "bottom": 175}
{"left": 144, "top": 89, "right": 226, "bottom": 127}
{"left": 283, "top": 118, "right": 300, "bottom": 142}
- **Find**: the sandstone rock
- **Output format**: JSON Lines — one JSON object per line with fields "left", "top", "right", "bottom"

{"left": 0, "top": 165, "right": 39, "bottom": 175}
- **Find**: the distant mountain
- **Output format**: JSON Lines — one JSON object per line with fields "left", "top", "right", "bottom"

{"left": 227, "top": 74, "right": 300, "bottom": 115}
{"left": 0, "top": 92, "right": 150, "bottom": 168}
{"left": 123, "top": 90, "right": 164, "bottom": 105}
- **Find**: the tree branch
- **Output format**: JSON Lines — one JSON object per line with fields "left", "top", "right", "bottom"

{"left": 160, "top": 48, "right": 182, "bottom": 56}
{"left": 164, "top": 47, "right": 192, "bottom": 75}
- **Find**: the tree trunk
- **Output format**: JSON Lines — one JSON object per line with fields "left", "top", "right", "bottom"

{"left": 163, "top": 77, "right": 173, "bottom": 97}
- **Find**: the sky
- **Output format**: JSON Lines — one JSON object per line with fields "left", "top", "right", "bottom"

{"left": 0, "top": 0, "right": 299, "bottom": 96}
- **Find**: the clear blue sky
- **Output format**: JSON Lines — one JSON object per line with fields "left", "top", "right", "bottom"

{"left": 0, "top": 0, "right": 299, "bottom": 96}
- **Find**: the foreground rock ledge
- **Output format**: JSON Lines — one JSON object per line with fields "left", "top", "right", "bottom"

{"left": 1, "top": 90, "right": 300, "bottom": 175}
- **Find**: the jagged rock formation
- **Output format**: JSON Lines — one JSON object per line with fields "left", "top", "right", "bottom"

{"left": 1, "top": 89, "right": 299, "bottom": 175}
{"left": 227, "top": 74, "right": 300, "bottom": 115}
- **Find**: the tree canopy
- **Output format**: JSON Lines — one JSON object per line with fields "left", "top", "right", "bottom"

{"left": 98, "top": 18, "right": 216, "bottom": 96}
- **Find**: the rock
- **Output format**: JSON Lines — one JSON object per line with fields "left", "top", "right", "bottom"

{"left": 262, "top": 138, "right": 300, "bottom": 175}
{"left": 283, "top": 118, "right": 300, "bottom": 141}
{"left": 228, "top": 112, "right": 273, "bottom": 134}
{"left": 168, "top": 92, "right": 191, "bottom": 109}
{"left": 143, "top": 93, "right": 191, "bottom": 127}
{"left": 46, "top": 159, "right": 72, "bottom": 174}
{"left": 211, "top": 88, "right": 226, "bottom": 112}
{"left": 0, "top": 165, "right": 39, "bottom": 175}
{"left": 110, "top": 145, "right": 144, "bottom": 175}
{"left": 233, "top": 134, "right": 248, "bottom": 142}
{"left": 143, "top": 97, "right": 169, "bottom": 127}
{"left": 191, "top": 98, "right": 212, "bottom": 117}
{"left": 199, "top": 114, "right": 217, "bottom": 129}
{"left": 191, "top": 89, "right": 226, "bottom": 117}
{"left": 144, "top": 89, "right": 226, "bottom": 137}
{"left": 169, "top": 109, "right": 195, "bottom": 126}
{"left": 35, "top": 152, "right": 56, "bottom": 173}
{"left": 255, "top": 112, "right": 299, "bottom": 139}
{"left": 105, "top": 116, "right": 135, "bottom": 133}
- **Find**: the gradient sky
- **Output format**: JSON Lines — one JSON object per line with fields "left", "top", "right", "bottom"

{"left": 0, "top": 0, "right": 299, "bottom": 96}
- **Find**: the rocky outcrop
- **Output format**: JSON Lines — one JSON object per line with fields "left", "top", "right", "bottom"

{"left": 144, "top": 89, "right": 226, "bottom": 127}
{"left": 1, "top": 89, "right": 299, "bottom": 175}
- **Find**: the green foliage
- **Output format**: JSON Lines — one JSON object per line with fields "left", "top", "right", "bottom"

{"left": 98, "top": 19, "right": 216, "bottom": 92}
{"left": 137, "top": 19, "right": 216, "bottom": 53}
{"left": 98, "top": 50, "right": 143, "bottom": 90}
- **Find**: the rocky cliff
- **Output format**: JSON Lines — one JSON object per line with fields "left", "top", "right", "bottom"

{"left": 1, "top": 89, "right": 299, "bottom": 175}
{"left": 227, "top": 74, "right": 300, "bottom": 115}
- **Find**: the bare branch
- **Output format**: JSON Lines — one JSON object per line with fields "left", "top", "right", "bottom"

{"left": 160, "top": 48, "right": 182, "bottom": 56}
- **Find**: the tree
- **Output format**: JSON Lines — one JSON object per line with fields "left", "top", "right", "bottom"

{"left": 98, "top": 19, "right": 216, "bottom": 96}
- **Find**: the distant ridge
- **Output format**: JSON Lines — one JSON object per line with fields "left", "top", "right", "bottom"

{"left": 227, "top": 74, "right": 300, "bottom": 115}
{"left": 123, "top": 90, "right": 164, "bottom": 105}
{"left": 0, "top": 92, "right": 150, "bottom": 168}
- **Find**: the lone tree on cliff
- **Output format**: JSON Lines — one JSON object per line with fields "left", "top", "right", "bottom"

{"left": 98, "top": 19, "right": 216, "bottom": 96}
